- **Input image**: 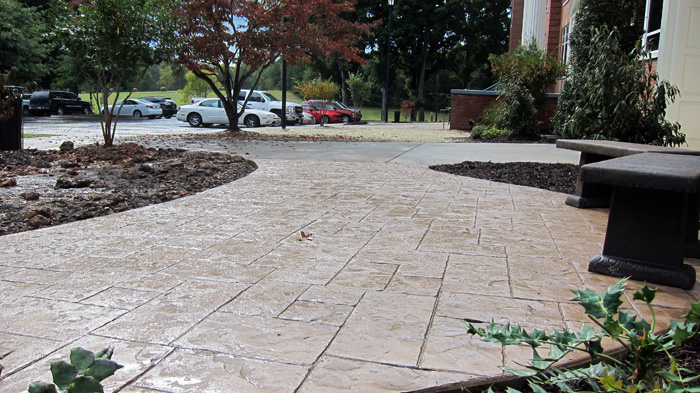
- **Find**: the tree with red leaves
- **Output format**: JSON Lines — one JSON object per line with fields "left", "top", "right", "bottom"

{"left": 175, "top": 0, "right": 372, "bottom": 131}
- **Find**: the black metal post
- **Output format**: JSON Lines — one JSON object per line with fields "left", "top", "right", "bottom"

{"left": 281, "top": 59, "right": 287, "bottom": 129}
{"left": 382, "top": 2, "right": 393, "bottom": 123}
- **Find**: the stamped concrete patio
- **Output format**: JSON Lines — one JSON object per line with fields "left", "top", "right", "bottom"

{"left": 1, "top": 159, "right": 699, "bottom": 392}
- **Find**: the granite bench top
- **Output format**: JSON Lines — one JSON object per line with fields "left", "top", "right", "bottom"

{"left": 580, "top": 153, "right": 700, "bottom": 193}
{"left": 556, "top": 139, "right": 700, "bottom": 158}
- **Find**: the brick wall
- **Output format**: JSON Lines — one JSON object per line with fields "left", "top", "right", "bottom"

{"left": 450, "top": 89, "right": 559, "bottom": 132}
{"left": 510, "top": 0, "right": 524, "bottom": 53}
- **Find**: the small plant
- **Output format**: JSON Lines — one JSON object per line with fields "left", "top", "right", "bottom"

{"left": 400, "top": 100, "right": 415, "bottom": 121}
{"left": 466, "top": 278, "right": 700, "bottom": 392}
{"left": 470, "top": 124, "right": 511, "bottom": 140}
{"left": 28, "top": 347, "right": 123, "bottom": 393}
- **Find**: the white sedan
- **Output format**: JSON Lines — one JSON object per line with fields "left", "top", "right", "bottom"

{"left": 101, "top": 98, "right": 163, "bottom": 119}
{"left": 176, "top": 98, "right": 281, "bottom": 127}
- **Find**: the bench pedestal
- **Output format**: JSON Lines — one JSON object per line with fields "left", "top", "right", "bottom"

{"left": 581, "top": 153, "right": 700, "bottom": 289}
{"left": 566, "top": 152, "right": 613, "bottom": 208}
{"left": 588, "top": 187, "right": 696, "bottom": 289}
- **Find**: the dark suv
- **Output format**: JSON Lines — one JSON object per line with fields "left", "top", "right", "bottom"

{"left": 28, "top": 90, "right": 92, "bottom": 116}
{"left": 140, "top": 96, "right": 178, "bottom": 118}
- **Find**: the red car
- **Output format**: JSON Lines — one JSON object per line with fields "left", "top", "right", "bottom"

{"left": 304, "top": 100, "right": 362, "bottom": 123}
{"left": 302, "top": 103, "right": 343, "bottom": 124}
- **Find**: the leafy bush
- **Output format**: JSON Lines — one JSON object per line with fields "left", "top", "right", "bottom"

{"left": 488, "top": 42, "right": 564, "bottom": 136}
{"left": 466, "top": 278, "right": 700, "bottom": 393}
{"left": 554, "top": 27, "right": 684, "bottom": 146}
{"left": 28, "top": 347, "right": 122, "bottom": 393}
{"left": 470, "top": 124, "right": 511, "bottom": 140}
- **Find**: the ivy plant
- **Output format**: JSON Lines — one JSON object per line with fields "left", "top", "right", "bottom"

{"left": 28, "top": 347, "right": 123, "bottom": 393}
{"left": 466, "top": 278, "right": 700, "bottom": 392}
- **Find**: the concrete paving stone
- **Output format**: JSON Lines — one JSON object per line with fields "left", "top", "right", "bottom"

{"left": 264, "top": 264, "right": 343, "bottom": 286}
{"left": 115, "top": 273, "right": 185, "bottom": 293}
{"left": 326, "top": 291, "right": 436, "bottom": 366}
{"left": 130, "top": 348, "right": 308, "bottom": 393}
{"left": 31, "top": 268, "right": 138, "bottom": 302}
{"left": 174, "top": 312, "right": 337, "bottom": 364}
{"left": 420, "top": 316, "right": 504, "bottom": 374}
{"left": 117, "top": 246, "right": 203, "bottom": 273}
{"left": 0, "top": 265, "right": 20, "bottom": 278}
{"left": 0, "top": 280, "right": 46, "bottom": 304}
{"left": 418, "top": 226, "right": 481, "bottom": 253}
{"left": 436, "top": 292, "right": 566, "bottom": 330}
{"left": 298, "top": 285, "right": 367, "bottom": 306}
{"left": 299, "top": 355, "right": 474, "bottom": 393}
{"left": 192, "top": 239, "right": 279, "bottom": 265}
{"left": 385, "top": 274, "right": 443, "bottom": 297}
{"left": 81, "top": 286, "right": 161, "bottom": 310}
{"left": 160, "top": 258, "right": 275, "bottom": 284}
{"left": 624, "top": 280, "right": 699, "bottom": 311}
{"left": 221, "top": 279, "right": 308, "bottom": 317}
{"left": 278, "top": 299, "right": 354, "bottom": 326}
{"left": 1, "top": 336, "right": 173, "bottom": 393}
{"left": 93, "top": 280, "right": 248, "bottom": 345}
{"left": 0, "top": 332, "right": 62, "bottom": 378}
{"left": 1, "top": 297, "right": 126, "bottom": 341}
{"left": 327, "top": 261, "right": 398, "bottom": 290}
{"left": 441, "top": 254, "right": 510, "bottom": 297}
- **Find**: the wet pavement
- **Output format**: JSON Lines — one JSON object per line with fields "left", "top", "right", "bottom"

{"left": 2, "top": 121, "right": 698, "bottom": 392}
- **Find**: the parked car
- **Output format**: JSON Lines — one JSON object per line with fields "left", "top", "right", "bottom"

{"left": 302, "top": 112, "right": 315, "bottom": 125}
{"left": 21, "top": 93, "right": 32, "bottom": 116}
{"left": 237, "top": 90, "right": 304, "bottom": 125}
{"left": 302, "top": 103, "right": 342, "bottom": 125}
{"left": 140, "top": 96, "right": 178, "bottom": 118}
{"left": 101, "top": 98, "right": 163, "bottom": 119}
{"left": 28, "top": 90, "right": 92, "bottom": 116}
{"left": 176, "top": 98, "right": 281, "bottom": 127}
{"left": 304, "top": 100, "right": 361, "bottom": 123}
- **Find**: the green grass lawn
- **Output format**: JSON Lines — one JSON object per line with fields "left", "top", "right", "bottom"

{"left": 23, "top": 133, "right": 55, "bottom": 138}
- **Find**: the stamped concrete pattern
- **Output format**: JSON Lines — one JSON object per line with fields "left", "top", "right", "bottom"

{"left": 1, "top": 159, "right": 699, "bottom": 393}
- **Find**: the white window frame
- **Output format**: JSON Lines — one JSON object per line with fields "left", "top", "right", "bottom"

{"left": 643, "top": 0, "right": 663, "bottom": 57}
{"left": 561, "top": 24, "right": 570, "bottom": 64}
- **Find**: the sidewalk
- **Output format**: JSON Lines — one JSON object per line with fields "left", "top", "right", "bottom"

{"left": 2, "top": 159, "right": 697, "bottom": 392}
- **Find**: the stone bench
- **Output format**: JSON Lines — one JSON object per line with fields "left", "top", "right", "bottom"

{"left": 556, "top": 139, "right": 700, "bottom": 208}
{"left": 580, "top": 153, "right": 700, "bottom": 289}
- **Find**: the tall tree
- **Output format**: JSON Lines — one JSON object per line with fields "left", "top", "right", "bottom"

{"left": 175, "top": 0, "right": 371, "bottom": 131}
{"left": 64, "top": 0, "right": 178, "bottom": 146}
{"left": 0, "top": 0, "right": 48, "bottom": 85}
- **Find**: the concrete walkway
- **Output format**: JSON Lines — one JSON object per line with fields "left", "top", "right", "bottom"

{"left": 2, "top": 158, "right": 698, "bottom": 392}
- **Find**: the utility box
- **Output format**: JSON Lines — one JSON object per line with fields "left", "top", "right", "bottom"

{"left": 0, "top": 86, "right": 24, "bottom": 151}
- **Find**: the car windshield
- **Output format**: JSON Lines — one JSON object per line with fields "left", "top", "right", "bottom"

{"left": 334, "top": 101, "right": 350, "bottom": 110}
{"left": 261, "top": 92, "right": 278, "bottom": 101}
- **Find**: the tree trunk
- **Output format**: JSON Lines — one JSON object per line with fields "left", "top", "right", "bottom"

{"left": 340, "top": 69, "right": 347, "bottom": 104}
{"left": 417, "top": 31, "right": 429, "bottom": 122}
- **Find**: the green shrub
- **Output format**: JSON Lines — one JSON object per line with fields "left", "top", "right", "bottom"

{"left": 478, "top": 105, "right": 501, "bottom": 127}
{"left": 466, "top": 278, "right": 700, "bottom": 393}
{"left": 488, "top": 42, "right": 564, "bottom": 137}
{"left": 470, "top": 124, "right": 511, "bottom": 140}
{"left": 554, "top": 27, "right": 684, "bottom": 146}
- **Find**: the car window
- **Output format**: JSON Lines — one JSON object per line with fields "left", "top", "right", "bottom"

{"left": 67, "top": 93, "right": 79, "bottom": 100}
{"left": 200, "top": 99, "right": 220, "bottom": 107}
{"left": 125, "top": 100, "right": 136, "bottom": 105}
{"left": 260, "top": 92, "right": 278, "bottom": 101}
{"left": 250, "top": 93, "right": 263, "bottom": 102}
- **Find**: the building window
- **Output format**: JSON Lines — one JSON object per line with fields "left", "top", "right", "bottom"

{"left": 561, "top": 25, "right": 569, "bottom": 64}
{"left": 643, "top": 0, "right": 663, "bottom": 55}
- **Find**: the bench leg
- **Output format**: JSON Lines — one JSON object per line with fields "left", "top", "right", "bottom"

{"left": 685, "top": 192, "right": 700, "bottom": 258}
{"left": 588, "top": 186, "right": 697, "bottom": 289}
{"left": 566, "top": 152, "right": 614, "bottom": 208}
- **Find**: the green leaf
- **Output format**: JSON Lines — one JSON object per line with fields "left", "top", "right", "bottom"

{"left": 500, "top": 366, "right": 537, "bottom": 378}
{"left": 601, "top": 279, "right": 626, "bottom": 315}
{"left": 571, "top": 288, "right": 606, "bottom": 319}
{"left": 683, "top": 301, "right": 700, "bottom": 324}
{"left": 27, "top": 381, "right": 58, "bottom": 393}
{"left": 65, "top": 376, "right": 103, "bottom": 393}
{"left": 602, "top": 319, "right": 624, "bottom": 340}
{"left": 633, "top": 284, "right": 656, "bottom": 304}
{"left": 50, "top": 361, "right": 78, "bottom": 390}
{"left": 85, "top": 358, "right": 123, "bottom": 382}
{"left": 70, "top": 348, "right": 95, "bottom": 374}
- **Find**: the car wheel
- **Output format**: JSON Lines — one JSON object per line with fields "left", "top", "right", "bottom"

{"left": 56, "top": 106, "right": 65, "bottom": 116}
{"left": 164, "top": 115, "right": 172, "bottom": 119}
{"left": 245, "top": 115, "right": 260, "bottom": 128}
{"left": 187, "top": 113, "right": 202, "bottom": 127}
{"left": 341, "top": 114, "right": 351, "bottom": 123}
{"left": 133, "top": 110, "right": 143, "bottom": 118}
{"left": 149, "top": 116, "right": 156, "bottom": 119}
{"left": 82, "top": 106, "right": 91, "bottom": 115}
{"left": 23, "top": 107, "right": 29, "bottom": 117}
{"left": 321, "top": 115, "right": 330, "bottom": 125}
